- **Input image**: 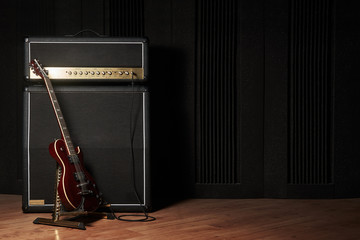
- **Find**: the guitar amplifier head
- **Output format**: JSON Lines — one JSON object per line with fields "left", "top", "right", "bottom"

{"left": 24, "top": 37, "right": 148, "bottom": 83}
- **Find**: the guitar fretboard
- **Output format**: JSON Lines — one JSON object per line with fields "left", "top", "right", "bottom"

{"left": 37, "top": 62, "right": 77, "bottom": 156}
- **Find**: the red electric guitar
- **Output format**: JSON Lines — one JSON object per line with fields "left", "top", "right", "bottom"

{"left": 30, "top": 59, "right": 101, "bottom": 212}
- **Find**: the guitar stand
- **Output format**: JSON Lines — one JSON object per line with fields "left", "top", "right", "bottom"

{"left": 33, "top": 164, "right": 114, "bottom": 230}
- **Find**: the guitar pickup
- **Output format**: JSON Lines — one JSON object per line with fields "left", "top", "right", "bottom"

{"left": 68, "top": 155, "right": 80, "bottom": 164}
{"left": 78, "top": 190, "right": 93, "bottom": 196}
{"left": 73, "top": 172, "right": 86, "bottom": 182}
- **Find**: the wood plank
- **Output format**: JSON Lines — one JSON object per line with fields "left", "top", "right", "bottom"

{"left": 0, "top": 195, "right": 360, "bottom": 239}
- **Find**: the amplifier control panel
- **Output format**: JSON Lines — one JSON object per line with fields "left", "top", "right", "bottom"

{"left": 28, "top": 67, "right": 144, "bottom": 81}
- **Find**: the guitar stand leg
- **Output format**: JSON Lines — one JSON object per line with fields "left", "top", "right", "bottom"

{"left": 33, "top": 207, "right": 115, "bottom": 230}
{"left": 33, "top": 217, "right": 86, "bottom": 230}
{"left": 33, "top": 164, "right": 114, "bottom": 230}
{"left": 33, "top": 164, "right": 87, "bottom": 230}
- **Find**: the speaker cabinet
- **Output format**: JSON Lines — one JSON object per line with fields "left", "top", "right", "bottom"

{"left": 22, "top": 85, "right": 150, "bottom": 212}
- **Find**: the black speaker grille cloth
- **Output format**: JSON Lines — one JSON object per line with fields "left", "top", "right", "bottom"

{"left": 27, "top": 88, "right": 145, "bottom": 205}
{"left": 29, "top": 43, "right": 143, "bottom": 67}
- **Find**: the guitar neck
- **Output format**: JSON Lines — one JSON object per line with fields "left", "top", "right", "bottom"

{"left": 41, "top": 69, "right": 76, "bottom": 156}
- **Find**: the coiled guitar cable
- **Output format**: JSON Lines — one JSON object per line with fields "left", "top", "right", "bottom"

{"left": 109, "top": 72, "right": 155, "bottom": 222}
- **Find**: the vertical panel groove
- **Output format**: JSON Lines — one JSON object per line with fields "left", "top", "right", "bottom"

{"left": 196, "top": 0, "right": 238, "bottom": 184}
{"left": 289, "top": 0, "right": 333, "bottom": 185}
{"left": 109, "top": 0, "right": 144, "bottom": 37}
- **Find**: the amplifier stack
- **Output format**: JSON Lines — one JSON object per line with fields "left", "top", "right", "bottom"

{"left": 22, "top": 37, "right": 151, "bottom": 213}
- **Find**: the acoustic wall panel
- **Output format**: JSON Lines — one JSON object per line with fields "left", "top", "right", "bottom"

{"left": 195, "top": 0, "right": 265, "bottom": 198}
{"left": 196, "top": 0, "right": 238, "bottom": 185}
{"left": 288, "top": 0, "right": 333, "bottom": 185}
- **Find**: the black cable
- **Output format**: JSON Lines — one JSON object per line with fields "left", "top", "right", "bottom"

{"left": 110, "top": 72, "right": 155, "bottom": 222}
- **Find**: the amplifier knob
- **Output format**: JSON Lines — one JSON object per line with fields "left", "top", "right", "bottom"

{"left": 90, "top": 71, "right": 95, "bottom": 75}
{"left": 84, "top": 71, "right": 89, "bottom": 75}
{"left": 74, "top": 71, "right": 77, "bottom": 75}
{"left": 102, "top": 71, "right": 106, "bottom": 75}
{"left": 125, "top": 71, "right": 129, "bottom": 75}
{"left": 96, "top": 71, "right": 100, "bottom": 75}
{"left": 79, "top": 71, "right": 83, "bottom": 75}
{"left": 119, "top": 71, "right": 123, "bottom": 75}
{"left": 67, "top": 71, "right": 72, "bottom": 75}
{"left": 107, "top": 71, "right": 112, "bottom": 75}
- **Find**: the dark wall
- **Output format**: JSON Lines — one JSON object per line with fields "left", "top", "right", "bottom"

{"left": 1, "top": 0, "right": 360, "bottom": 200}
{"left": 0, "top": 1, "right": 21, "bottom": 194}
{"left": 333, "top": 0, "right": 360, "bottom": 197}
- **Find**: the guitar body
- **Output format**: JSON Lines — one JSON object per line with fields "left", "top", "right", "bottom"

{"left": 49, "top": 139, "right": 101, "bottom": 212}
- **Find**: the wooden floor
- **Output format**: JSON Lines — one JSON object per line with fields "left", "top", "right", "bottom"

{"left": 1, "top": 194, "right": 360, "bottom": 239}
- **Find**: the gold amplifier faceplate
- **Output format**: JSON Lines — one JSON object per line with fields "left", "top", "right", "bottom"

{"left": 29, "top": 67, "right": 144, "bottom": 80}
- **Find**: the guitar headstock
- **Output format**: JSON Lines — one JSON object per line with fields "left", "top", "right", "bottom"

{"left": 29, "top": 59, "right": 46, "bottom": 78}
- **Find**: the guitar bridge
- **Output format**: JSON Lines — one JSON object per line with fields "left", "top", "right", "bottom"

{"left": 76, "top": 181, "right": 90, "bottom": 188}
